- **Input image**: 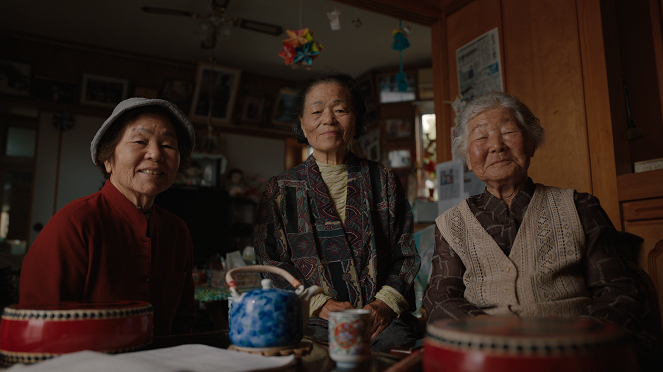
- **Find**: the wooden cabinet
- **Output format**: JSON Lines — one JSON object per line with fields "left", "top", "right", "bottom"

{"left": 619, "top": 169, "right": 663, "bottom": 268}
{"left": 619, "top": 169, "right": 663, "bottom": 323}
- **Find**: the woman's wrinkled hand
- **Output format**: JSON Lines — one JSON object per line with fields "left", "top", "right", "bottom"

{"left": 362, "top": 299, "right": 395, "bottom": 339}
{"left": 318, "top": 299, "right": 354, "bottom": 321}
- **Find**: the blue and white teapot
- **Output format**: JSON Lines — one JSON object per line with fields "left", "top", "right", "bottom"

{"left": 226, "top": 265, "right": 322, "bottom": 349}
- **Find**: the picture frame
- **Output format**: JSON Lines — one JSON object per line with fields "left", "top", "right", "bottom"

{"left": 80, "top": 73, "right": 129, "bottom": 107}
{"left": 241, "top": 96, "right": 266, "bottom": 123}
{"left": 0, "top": 60, "right": 31, "bottom": 96}
{"left": 31, "top": 75, "right": 76, "bottom": 103}
{"left": 377, "top": 72, "right": 417, "bottom": 104}
{"left": 385, "top": 118, "right": 412, "bottom": 138}
{"left": 161, "top": 78, "right": 194, "bottom": 114}
{"left": 190, "top": 63, "right": 241, "bottom": 123}
{"left": 174, "top": 153, "right": 226, "bottom": 188}
{"left": 272, "top": 88, "right": 298, "bottom": 125}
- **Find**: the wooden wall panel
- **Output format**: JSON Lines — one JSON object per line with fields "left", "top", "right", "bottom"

{"left": 576, "top": 0, "right": 620, "bottom": 224}
{"left": 501, "top": 0, "right": 592, "bottom": 195}
{"left": 431, "top": 18, "right": 453, "bottom": 163}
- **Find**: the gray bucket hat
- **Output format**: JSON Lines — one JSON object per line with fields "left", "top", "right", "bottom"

{"left": 90, "top": 97, "right": 196, "bottom": 165}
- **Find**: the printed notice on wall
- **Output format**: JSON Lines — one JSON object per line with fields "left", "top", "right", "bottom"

{"left": 456, "top": 27, "right": 503, "bottom": 103}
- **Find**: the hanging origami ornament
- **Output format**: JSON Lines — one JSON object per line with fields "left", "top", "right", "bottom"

{"left": 391, "top": 29, "right": 410, "bottom": 51}
{"left": 351, "top": 17, "right": 362, "bottom": 28}
{"left": 327, "top": 7, "right": 341, "bottom": 31}
{"left": 391, "top": 20, "right": 411, "bottom": 92}
{"left": 278, "top": 28, "right": 323, "bottom": 69}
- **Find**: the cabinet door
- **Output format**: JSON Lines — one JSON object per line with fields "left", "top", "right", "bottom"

{"left": 622, "top": 197, "right": 663, "bottom": 321}
{"left": 623, "top": 197, "right": 663, "bottom": 270}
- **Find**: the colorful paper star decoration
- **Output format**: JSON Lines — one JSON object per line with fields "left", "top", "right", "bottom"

{"left": 278, "top": 28, "right": 323, "bottom": 69}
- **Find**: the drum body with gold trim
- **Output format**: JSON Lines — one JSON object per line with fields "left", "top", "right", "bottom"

{"left": 0, "top": 300, "right": 153, "bottom": 366}
{"left": 424, "top": 317, "right": 638, "bottom": 372}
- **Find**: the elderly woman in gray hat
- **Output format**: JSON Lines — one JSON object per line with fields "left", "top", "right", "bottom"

{"left": 20, "top": 97, "right": 196, "bottom": 336}
{"left": 422, "top": 91, "right": 661, "bottom": 368}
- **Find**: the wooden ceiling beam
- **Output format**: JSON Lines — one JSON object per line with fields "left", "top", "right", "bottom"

{"left": 333, "top": 0, "right": 445, "bottom": 26}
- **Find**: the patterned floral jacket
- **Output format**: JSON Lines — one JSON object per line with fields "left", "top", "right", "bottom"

{"left": 254, "top": 153, "right": 420, "bottom": 313}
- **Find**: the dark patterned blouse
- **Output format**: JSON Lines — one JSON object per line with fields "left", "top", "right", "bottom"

{"left": 423, "top": 178, "right": 661, "bottom": 360}
{"left": 254, "top": 153, "right": 420, "bottom": 322}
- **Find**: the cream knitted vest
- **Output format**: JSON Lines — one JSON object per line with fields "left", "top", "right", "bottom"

{"left": 436, "top": 184, "right": 592, "bottom": 318}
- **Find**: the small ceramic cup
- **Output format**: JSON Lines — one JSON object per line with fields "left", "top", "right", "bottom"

{"left": 328, "top": 309, "right": 372, "bottom": 369}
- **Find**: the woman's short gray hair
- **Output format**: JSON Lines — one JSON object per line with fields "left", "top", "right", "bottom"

{"left": 452, "top": 91, "right": 545, "bottom": 163}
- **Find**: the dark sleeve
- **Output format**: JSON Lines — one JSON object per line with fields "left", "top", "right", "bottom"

{"left": 384, "top": 169, "right": 421, "bottom": 298}
{"left": 577, "top": 192, "right": 661, "bottom": 360}
{"left": 253, "top": 177, "right": 306, "bottom": 289}
{"left": 422, "top": 225, "right": 485, "bottom": 324}
{"left": 171, "top": 230, "right": 196, "bottom": 334}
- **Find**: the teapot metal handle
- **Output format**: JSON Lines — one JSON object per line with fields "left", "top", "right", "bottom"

{"left": 225, "top": 265, "right": 305, "bottom": 298}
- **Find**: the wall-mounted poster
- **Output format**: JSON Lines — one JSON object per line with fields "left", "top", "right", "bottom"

{"left": 190, "top": 63, "right": 241, "bottom": 123}
{"left": 437, "top": 159, "right": 465, "bottom": 216}
{"left": 456, "top": 27, "right": 503, "bottom": 103}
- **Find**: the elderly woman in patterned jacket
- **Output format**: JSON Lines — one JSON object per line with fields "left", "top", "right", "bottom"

{"left": 254, "top": 73, "right": 421, "bottom": 352}
{"left": 422, "top": 91, "right": 661, "bottom": 369}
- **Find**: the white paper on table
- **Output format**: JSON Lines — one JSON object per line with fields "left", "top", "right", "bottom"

{"left": 7, "top": 344, "right": 296, "bottom": 372}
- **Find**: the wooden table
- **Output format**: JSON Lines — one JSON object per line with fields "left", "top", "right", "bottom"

{"left": 151, "top": 330, "right": 404, "bottom": 372}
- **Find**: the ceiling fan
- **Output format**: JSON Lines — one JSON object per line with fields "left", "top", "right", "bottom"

{"left": 142, "top": 0, "right": 284, "bottom": 49}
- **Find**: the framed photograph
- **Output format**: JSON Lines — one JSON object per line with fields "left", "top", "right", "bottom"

{"left": 31, "top": 76, "right": 76, "bottom": 103}
{"left": 385, "top": 118, "right": 411, "bottom": 138}
{"left": 174, "top": 153, "right": 226, "bottom": 188}
{"left": 0, "top": 60, "right": 31, "bottom": 96}
{"left": 161, "top": 78, "right": 194, "bottom": 113}
{"left": 190, "top": 63, "right": 241, "bottom": 123}
{"left": 377, "top": 72, "right": 416, "bottom": 104}
{"left": 241, "top": 96, "right": 266, "bottom": 123}
{"left": 272, "top": 88, "right": 298, "bottom": 125}
{"left": 80, "top": 73, "right": 129, "bottom": 107}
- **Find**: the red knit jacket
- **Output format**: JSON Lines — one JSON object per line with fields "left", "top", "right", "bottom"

{"left": 20, "top": 181, "right": 196, "bottom": 336}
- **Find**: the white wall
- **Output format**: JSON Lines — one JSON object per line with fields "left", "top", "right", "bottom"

{"left": 29, "top": 112, "right": 285, "bottom": 246}
{"left": 30, "top": 112, "right": 106, "bottom": 245}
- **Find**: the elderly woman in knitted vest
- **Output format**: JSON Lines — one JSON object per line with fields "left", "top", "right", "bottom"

{"left": 422, "top": 91, "right": 661, "bottom": 368}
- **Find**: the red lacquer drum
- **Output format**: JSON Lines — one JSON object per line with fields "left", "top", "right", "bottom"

{"left": 424, "top": 317, "right": 638, "bottom": 372}
{"left": 0, "top": 300, "right": 153, "bottom": 366}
